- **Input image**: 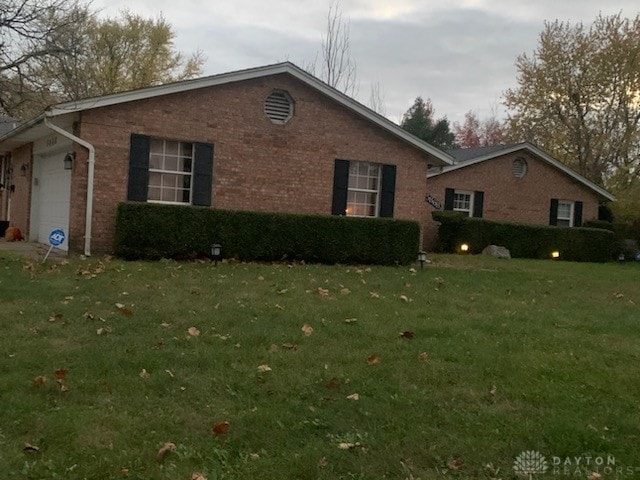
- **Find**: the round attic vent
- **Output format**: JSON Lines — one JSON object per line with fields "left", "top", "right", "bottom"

{"left": 512, "top": 158, "right": 527, "bottom": 178}
{"left": 264, "top": 90, "right": 294, "bottom": 124}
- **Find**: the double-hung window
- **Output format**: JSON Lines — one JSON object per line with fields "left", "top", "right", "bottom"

{"left": 346, "top": 161, "right": 381, "bottom": 217}
{"left": 556, "top": 200, "right": 574, "bottom": 227}
{"left": 147, "top": 139, "right": 194, "bottom": 204}
{"left": 452, "top": 190, "right": 474, "bottom": 217}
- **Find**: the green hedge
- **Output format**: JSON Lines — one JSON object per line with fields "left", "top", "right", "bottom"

{"left": 432, "top": 211, "right": 617, "bottom": 262}
{"left": 114, "top": 202, "right": 420, "bottom": 265}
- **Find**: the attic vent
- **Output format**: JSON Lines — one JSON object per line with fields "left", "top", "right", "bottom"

{"left": 512, "top": 158, "right": 527, "bottom": 178}
{"left": 264, "top": 90, "right": 294, "bottom": 124}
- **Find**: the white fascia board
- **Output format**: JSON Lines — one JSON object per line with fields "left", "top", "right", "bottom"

{"left": 428, "top": 143, "right": 615, "bottom": 201}
{"left": 46, "top": 62, "right": 454, "bottom": 167}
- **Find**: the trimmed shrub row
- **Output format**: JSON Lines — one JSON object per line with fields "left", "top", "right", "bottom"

{"left": 114, "top": 202, "right": 420, "bottom": 265}
{"left": 432, "top": 211, "right": 617, "bottom": 262}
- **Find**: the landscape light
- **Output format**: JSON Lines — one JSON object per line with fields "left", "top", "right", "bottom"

{"left": 418, "top": 251, "right": 427, "bottom": 270}
{"left": 210, "top": 243, "right": 222, "bottom": 266}
{"left": 460, "top": 243, "right": 469, "bottom": 253}
{"left": 551, "top": 251, "right": 560, "bottom": 259}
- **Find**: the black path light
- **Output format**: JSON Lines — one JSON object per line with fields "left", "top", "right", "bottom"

{"left": 418, "top": 251, "right": 427, "bottom": 270}
{"left": 210, "top": 243, "right": 222, "bottom": 266}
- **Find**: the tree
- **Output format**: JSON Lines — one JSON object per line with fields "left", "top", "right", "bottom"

{"left": 504, "top": 13, "right": 640, "bottom": 194}
{"left": 400, "top": 97, "right": 456, "bottom": 150}
{"left": 454, "top": 109, "right": 510, "bottom": 148}
{"left": 0, "top": 0, "right": 79, "bottom": 116}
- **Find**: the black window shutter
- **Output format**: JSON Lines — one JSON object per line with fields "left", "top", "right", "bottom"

{"left": 549, "top": 198, "right": 559, "bottom": 226}
{"left": 574, "top": 201, "right": 583, "bottom": 227}
{"left": 331, "top": 159, "right": 350, "bottom": 215}
{"left": 379, "top": 164, "right": 396, "bottom": 218}
{"left": 127, "top": 134, "right": 151, "bottom": 201}
{"left": 473, "top": 191, "right": 484, "bottom": 218}
{"left": 444, "top": 188, "right": 455, "bottom": 210}
{"left": 192, "top": 142, "right": 214, "bottom": 206}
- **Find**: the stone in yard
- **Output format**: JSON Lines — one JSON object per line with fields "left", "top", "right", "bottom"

{"left": 482, "top": 245, "right": 511, "bottom": 259}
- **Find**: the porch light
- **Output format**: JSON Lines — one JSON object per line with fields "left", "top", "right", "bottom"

{"left": 418, "top": 251, "right": 427, "bottom": 270}
{"left": 63, "top": 153, "right": 74, "bottom": 170}
{"left": 210, "top": 243, "right": 222, "bottom": 266}
{"left": 460, "top": 243, "right": 469, "bottom": 253}
{"left": 551, "top": 251, "right": 560, "bottom": 259}
{"left": 20, "top": 164, "right": 28, "bottom": 176}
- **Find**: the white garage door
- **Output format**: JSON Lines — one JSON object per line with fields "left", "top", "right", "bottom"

{"left": 30, "top": 152, "right": 72, "bottom": 251}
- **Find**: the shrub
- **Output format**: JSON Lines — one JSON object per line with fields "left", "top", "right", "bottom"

{"left": 432, "top": 211, "right": 616, "bottom": 262}
{"left": 114, "top": 202, "right": 420, "bottom": 265}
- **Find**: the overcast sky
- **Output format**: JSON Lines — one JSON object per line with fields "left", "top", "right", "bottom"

{"left": 92, "top": 0, "right": 638, "bottom": 125}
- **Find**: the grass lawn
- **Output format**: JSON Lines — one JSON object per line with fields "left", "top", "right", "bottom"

{"left": 0, "top": 252, "right": 639, "bottom": 479}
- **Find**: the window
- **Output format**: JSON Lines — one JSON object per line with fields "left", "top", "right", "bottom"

{"left": 346, "top": 161, "right": 381, "bottom": 217}
{"left": 453, "top": 190, "right": 474, "bottom": 217}
{"left": 556, "top": 200, "right": 574, "bottom": 227}
{"left": 147, "top": 138, "right": 193, "bottom": 204}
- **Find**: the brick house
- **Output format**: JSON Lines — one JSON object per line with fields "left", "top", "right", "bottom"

{"left": 424, "top": 143, "right": 615, "bottom": 249}
{"left": 0, "top": 62, "right": 453, "bottom": 255}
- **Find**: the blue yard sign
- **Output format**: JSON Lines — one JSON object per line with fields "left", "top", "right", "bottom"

{"left": 49, "top": 229, "right": 65, "bottom": 247}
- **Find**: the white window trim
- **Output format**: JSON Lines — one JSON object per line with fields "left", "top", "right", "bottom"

{"left": 557, "top": 200, "right": 574, "bottom": 227}
{"left": 346, "top": 161, "right": 382, "bottom": 218}
{"left": 453, "top": 189, "right": 474, "bottom": 217}
{"left": 147, "top": 138, "right": 194, "bottom": 205}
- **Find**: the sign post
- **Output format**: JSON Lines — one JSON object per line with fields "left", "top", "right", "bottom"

{"left": 43, "top": 229, "right": 65, "bottom": 263}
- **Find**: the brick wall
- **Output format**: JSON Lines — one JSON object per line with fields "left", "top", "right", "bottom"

{"left": 72, "top": 74, "right": 434, "bottom": 252}
{"left": 7, "top": 144, "right": 32, "bottom": 236}
{"left": 424, "top": 151, "right": 603, "bottom": 249}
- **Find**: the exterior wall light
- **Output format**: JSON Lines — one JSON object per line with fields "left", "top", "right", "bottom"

{"left": 210, "top": 243, "right": 222, "bottom": 266}
{"left": 20, "top": 164, "right": 28, "bottom": 176}
{"left": 551, "top": 251, "right": 560, "bottom": 259}
{"left": 418, "top": 251, "right": 427, "bottom": 270}
{"left": 63, "top": 153, "right": 74, "bottom": 170}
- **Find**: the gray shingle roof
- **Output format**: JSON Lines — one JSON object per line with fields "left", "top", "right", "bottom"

{"left": 446, "top": 144, "right": 519, "bottom": 163}
{"left": 0, "top": 116, "right": 18, "bottom": 137}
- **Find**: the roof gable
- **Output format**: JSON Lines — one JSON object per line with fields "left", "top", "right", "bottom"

{"left": 429, "top": 142, "right": 615, "bottom": 201}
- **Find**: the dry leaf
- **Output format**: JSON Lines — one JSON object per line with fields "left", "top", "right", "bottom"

{"left": 338, "top": 442, "right": 361, "bottom": 450}
{"left": 120, "top": 466, "right": 129, "bottom": 475}
{"left": 448, "top": 459, "right": 464, "bottom": 470}
{"left": 399, "top": 295, "right": 409, "bottom": 302}
{"left": 156, "top": 442, "right": 176, "bottom": 463}
{"left": 83, "top": 311, "right": 95, "bottom": 320}
{"left": 318, "top": 457, "right": 328, "bottom": 468}
{"left": 344, "top": 318, "right": 357, "bottom": 324}
{"left": 164, "top": 370, "right": 175, "bottom": 378}
{"left": 340, "top": 288, "right": 351, "bottom": 295}
{"left": 588, "top": 472, "right": 602, "bottom": 480}
{"left": 58, "top": 382, "right": 69, "bottom": 392}
{"left": 250, "top": 453, "right": 260, "bottom": 461}
{"left": 274, "top": 304, "right": 285, "bottom": 310}
{"left": 48, "top": 313, "right": 63, "bottom": 322}
{"left": 301, "top": 324, "right": 314, "bottom": 336}
{"left": 23, "top": 442, "right": 40, "bottom": 453}
{"left": 489, "top": 385, "right": 497, "bottom": 396}
{"left": 257, "top": 364, "right": 272, "bottom": 373}
{"left": 139, "top": 369, "right": 150, "bottom": 379}
{"left": 187, "top": 326, "right": 201, "bottom": 336}
{"left": 418, "top": 352, "right": 430, "bottom": 362}
{"left": 96, "top": 327, "right": 112, "bottom": 335}
{"left": 369, "top": 291, "right": 379, "bottom": 299}
{"left": 54, "top": 369, "right": 68, "bottom": 380}
{"left": 190, "top": 473, "right": 208, "bottom": 480}
{"left": 399, "top": 331, "right": 414, "bottom": 339}
{"left": 212, "top": 421, "right": 230, "bottom": 435}
{"left": 281, "top": 342, "right": 298, "bottom": 350}
{"left": 613, "top": 292, "right": 624, "bottom": 299}
{"left": 160, "top": 322, "right": 171, "bottom": 328}
{"left": 257, "top": 275, "right": 264, "bottom": 281}
{"left": 325, "top": 377, "right": 340, "bottom": 389}
{"left": 346, "top": 393, "right": 360, "bottom": 400}
{"left": 367, "top": 354, "right": 380, "bottom": 365}
{"left": 32, "top": 375, "right": 48, "bottom": 386}
{"left": 115, "top": 303, "right": 133, "bottom": 316}
{"left": 317, "top": 287, "right": 330, "bottom": 296}
{"left": 268, "top": 344, "right": 279, "bottom": 352}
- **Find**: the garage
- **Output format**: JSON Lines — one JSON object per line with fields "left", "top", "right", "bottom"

{"left": 29, "top": 136, "right": 72, "bottom": 251}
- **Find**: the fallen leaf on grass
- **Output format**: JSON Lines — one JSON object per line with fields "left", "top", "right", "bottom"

{"left": 190, "top": 473, "right": 208, "bottom": 480}
{"left": 281, "top": 342, "right": 298, "bottom": 350}
{"left": 96, "top": 327, "right": 112, "bottom": 335}
{"left": 269, "top": 344, "right": 279, "bottom": 352}
{"left": 318, "top": 457, "right": 328, "bottom": 468}
{"left": 338, "top": 442, "right": 362, "bottom": 450}
{"left": 187, "top": 326, "right": 200, "bottom": 336}
{"left": 274, "top": 304, "right": 285, "bottom": 310}
{"left": 32, "top": 375, "right": 48, "bottom": 386}
{"left": 212, "top": 421, "right": 230, "bottom": 435}
{"left": 317, "top": 287, "right": 330, "bottom": 296}
{"left": 588, "top": 472, "right": 602, "bottom": 480}
{"left": 301, "top": 324, "right": 314, "bottom": 336}
{"left": 250, "top": 453, "right": 260, "bottom": 461}
{"left": 54, "top": 369, "right": 68, "bottom": 380}
{"left": 257, "top": 364, "right": 272, "bottom": 373}
{"left": 344, "top": 318, "right": 357, "bottom": 324}
{"left": 340, "top": 288, "right": 351, "bottom": 295}
{"left": 164, "top": 370, "right": 175, "bottom": 378}
{"left": 367, "top": 354, "right": 380, "bottom": 365}
{"left": 448, "top": 459, "right": 464, "bottom": 470}
{"left": 160, "top": 322, "right": 171, "bottom": 328}
{"left": 399, "top": 331, "right": 414, "bottom": 339}
{"left": 613, "top": 292, "right": 624, "bottom": 299}
{"left": 156, "top": 442, "right": 176, "bottom": 463}
{"left": 115, "top": 303, "right": 133, "bottom": 316}
{"left": 418, "top": 352, "right": 430, "bottom": 362}
{"left": 399, "top": 295, "right": 409, "bottom": 302}
{"left": 346, "top": 393, "right": 360, "bottom": 401}
{"left": 23, "top": 442, "right": 40, "bottom": 453}
{"left": 48, "top": 313, "right": 63, "bottom": 322}
{"left": 139, "top": 369, "right": 150, "bottom": 379}
{"left": 369, "top": 291, "right": 379, "bottom": 299}
{"left": 325, "top": 377, "right": 340, "bottom": 389}
{"left": 489, "top": 385, "right": 497, "bottom": 396}
{"left": 120, "top": 466, "right": 129, "bottom": 475}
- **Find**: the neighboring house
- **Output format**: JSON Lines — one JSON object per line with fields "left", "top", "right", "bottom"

{"left": 0, "top": 62, "right": 453, "bottom": 254}
{"left": 424, "top": 143, "right": 615, "bottom": 249}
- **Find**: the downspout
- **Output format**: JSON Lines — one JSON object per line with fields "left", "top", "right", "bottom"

{"left": 44, "top": 117, "right": 95, "bottom": 257}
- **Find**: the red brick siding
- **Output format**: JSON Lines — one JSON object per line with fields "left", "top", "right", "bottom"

{"left": 424, "top": 151, "right": 602, "bottom": 249}
{"left": 7, "top": 145, "right": 32, "bottom": 236}
{"left": 72, "top": 74, "right": 433, "bottom": 251}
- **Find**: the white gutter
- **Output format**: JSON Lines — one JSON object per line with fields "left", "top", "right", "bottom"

{"left": 44, "top": 117, "right": 95, "bottom": 257}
